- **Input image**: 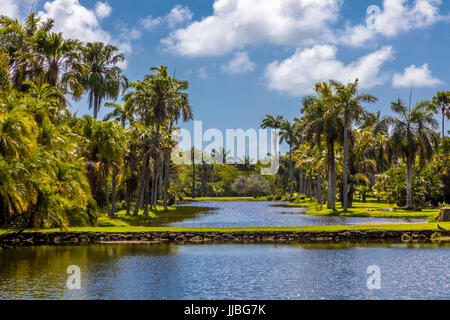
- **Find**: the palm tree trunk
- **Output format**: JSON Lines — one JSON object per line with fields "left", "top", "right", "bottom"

{"left": 163, "top": 152, "right": 170, "bottom": 209}
{"left": 143, "top": 171, "right": 150, "bottom": 216}
{"left": 110, "top": 165, "right": 118, "bottom": 217}
{"left": 191, "top": 149, "right": 196, "bottom": 198}
{"left": 289, "top": 144, "right": 293, "bottom": 197}
{"left": 134, "top": 150, "right": 151, "bottom": 216}
{"left": 159, "top": 155, "right": 164, "bottom": 200}
{"left": 104, "top": 166, "right": 110, "bottom": 215}
{"left": 299, "top": 170, "right": 303, "bottom": 194}
{"left": 443, "top": 110, "right": 445, "bottom": 138}
{"left": 327, "top": 140, "right": 336, "bottom": 210}
{"left": 316, "top": 174, "right": 321, "bottom": 205}
{"left": 406, "top": 153, "right": 414, "bottom": 209}
{"left": 343, "top": 116, "right": 349, "bottom": 212}
{"left": 309, "top": 170, "right": 313, "bottom": 202}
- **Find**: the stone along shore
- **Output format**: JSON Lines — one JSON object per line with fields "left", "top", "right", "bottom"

{"left": 1, "top": 229, "right": 449, "bottom": 247}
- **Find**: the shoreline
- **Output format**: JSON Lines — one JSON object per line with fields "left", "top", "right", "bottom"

{"left": 1, "top": 226, "right": 449, "bottom": 247}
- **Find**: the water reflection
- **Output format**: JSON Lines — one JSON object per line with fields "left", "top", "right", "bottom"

{"left": 171, "top": 201, "right": 426, "bottom": 227}
{"left": 0, "top": 243, "right": 448, "bottom": 300}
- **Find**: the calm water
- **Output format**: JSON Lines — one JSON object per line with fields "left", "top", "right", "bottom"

{"left": 0, "top": 243, "right": 448, "bottom": 300}
{"left": 170, "top": 201, "right": 426, "bottom": 227}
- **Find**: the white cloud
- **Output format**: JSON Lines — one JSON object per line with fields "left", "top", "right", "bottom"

{"left": 95, "top": 1, "right": 112, "bottom": 20}
{"left": 38, "top": 0, "right": 136, "bottom": 68}
{"left": 0, "top": 0, "right": 37, "bottom": 20}
{"left": 0, "top": 0, "right": 19, "bottom": 18}
{"left": 162, "top": 0, "right": 340, "bottom": 56}
{"left": 167, "top": 5, "right": 193, "bottom": 29}
{"left": 392, "top": 63, "right": 443, "bottom": 88}
{"left": 265, "top": 45, "right": 393, "bottom": 96}
{"left": 221, "top": 51, "right": 256, "bottom": 74}
{"left": 38, "top": 0, "right": 112, "bottom": 43}
{"left": 140, "top": 15, "right": 163, "bottom": 31}
{"left": 340, "top": 0, "right": 444, "bottom": 47}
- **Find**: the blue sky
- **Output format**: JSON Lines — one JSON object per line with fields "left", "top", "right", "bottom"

{"left": 4, "top": 0, "right": 450, "bottom": 139}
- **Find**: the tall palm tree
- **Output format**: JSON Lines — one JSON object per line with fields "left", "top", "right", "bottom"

{"left": 33, "top": 31, "right": 81, "bottom": 87}
{"left": 331, "top": 79, "right": 377, "bottom": 211}
{"left": 386, "top": 100, "right": 439, "bottom": 209}
{"left": 132, "top": 66, "right": 191, "bottom": 215}
{"left": 302, "top": 82, "right": 342, "bottom": 210}
{"left": 279, "top": 120, "right": 297, "bottom": 197}
{"left": 79, "top": 42, "right": 125, "bottom": 119}
{"left": 432, "top": 92, "right": 450, "bottom": 138}
{"left": 0, "top": 13, "right": 54, "bottom": 90}
{"left": 261, "top": 114, "right": 284, "bottom": 189}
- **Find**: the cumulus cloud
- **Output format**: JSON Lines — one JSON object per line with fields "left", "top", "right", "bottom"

{"left": 221, "top": 51, "right": 256, "bottom": 74}
{"left": 140, "top": 15, "right": 163, "bottom": 31}
{"left": 167, "top": 5, "right": 193, "bottom": 29}
{"left": 162, "top": 0, "right": 340, "bottom": 56}
{"left": 141, "top": 5, "right": 192, "bottom": 31}
{"left": 265, "top": 45, "right": 394, "bottom": 96}
{"left": 340, "top": 0, "right": 444, "bottom": 47}
{"left": 0, "top": 0, "right": 38, "bottom": 20}
{"left": 392, "top": 63, "right": 443, "bottom": 88}
{"left": 0, "top": 0, "right": 19, "bottom": 18}
{"left": 38, "top": 0, "right": 112, "bottom": 43}
{"left": 95, "top": 1, "right": 112, "bottom": 20}
{"left": 38, "top": 0, "right": 134, "bottom": 68}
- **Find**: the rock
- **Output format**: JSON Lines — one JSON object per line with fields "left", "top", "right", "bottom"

{"left": 439, "top": 208, "right": 450, "bottom": 222}
{"left": 174, "top": 236, "right": 186, "bottom": 242}
{"left": 189, "top": 236, "right": 203, "bottom": 243}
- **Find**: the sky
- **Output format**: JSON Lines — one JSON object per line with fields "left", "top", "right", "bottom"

{"left": 2, "top": 0, "right": 450, "bottom": 150}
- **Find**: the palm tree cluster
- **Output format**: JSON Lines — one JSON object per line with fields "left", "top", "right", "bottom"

{"left": 262, "top": 80, "right": 449, "bottom": 211}
{"left": 0, "top": 13, "right": 193, "bottom": 228}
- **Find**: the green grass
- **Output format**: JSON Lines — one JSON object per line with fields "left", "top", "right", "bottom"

{"left": 182, "top": 196, "right": 268, "bottom": 202}
{"left": 97, "top": 205, "right": 213, "bottom": 227}
{"left": 1, "top": 222, "right": 449, "bottom": 235}
{"left": 275, "top": 198, "right": 440, "bottom": 219}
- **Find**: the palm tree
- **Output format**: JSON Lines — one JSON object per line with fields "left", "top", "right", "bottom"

{"left": 104, "top": 100, "right": 134, "bottom": 128}
{"left": 386, "top": 100, "right": 439, "bottom": 209}
{"left": 261, "top": 114, "right": 284, "bottom": 188}
{"left": 78, "top": 42, "right": 125, "bottom": 120}
{"left": 432, "top": 92, "right": 450, "bottom": 138}
{"left": 279, "top": 120, "right": 297, "bottom": 197}
{"left": 331, "top": 79, "right": 377, "bottom": 211}
{"left": 33, "top": 31, "right": 81, "bottom": 87}
{"left": 302, "top": 82, "right": 343, "bottom": 210}
{"left": 0, "top": 13, "right": 54, "bottom": 90}
{"left": 132, "top": 66, "right": 191, "bottom": 215}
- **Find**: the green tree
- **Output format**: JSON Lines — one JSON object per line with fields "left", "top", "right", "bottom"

{"left": 386, "top": 100, "right": 439, "bottom": 209}
{"left": 331, "top": 79, "right": 377, "bottom": 211}
{"left": 79, "top": 42, "right": 125, "bottom": 120}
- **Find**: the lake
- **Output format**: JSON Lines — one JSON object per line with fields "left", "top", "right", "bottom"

{"left": 0, "top": 201, "right": 446, "bottom": 300}
{"left": 170, "top": 201, "right": 427, "bottom": 227}
{"left": 0, "top": 243, "right": 448, "bottom": 300}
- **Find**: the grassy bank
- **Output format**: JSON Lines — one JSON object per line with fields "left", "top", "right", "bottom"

{"left": 182, "top": 197, "right": 268, "bottom": 202}
{"left": 274, "top": 199, "right": 440, "bottom": 219}
{"left": 1, "top": 222, "right": 449, "bottom": 235}
{"left": 97, "top": 205, "right": 213, "bottom": 227}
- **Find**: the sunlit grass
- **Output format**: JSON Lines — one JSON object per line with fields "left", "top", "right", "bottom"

{"left": 182, "top": 196, "right": 268, "bottom": 202}
{"left": 275, "top": 198, "right": 440, "bottom": 219}
{"left": 1, "top": 222, "right": 449, "bottom": 234}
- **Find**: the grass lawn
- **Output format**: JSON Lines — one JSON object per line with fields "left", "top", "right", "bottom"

{"left": 1, "top": 222, "right": 449, "bottom": 235}
{"left": 275, "top": 198, "right": 440, "bottom": 219}
{"left": 182, "top": 196, "right": 268, "bottom": 202}
{"left": 97, "top": 205, "right": 213, "bottom": 227}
